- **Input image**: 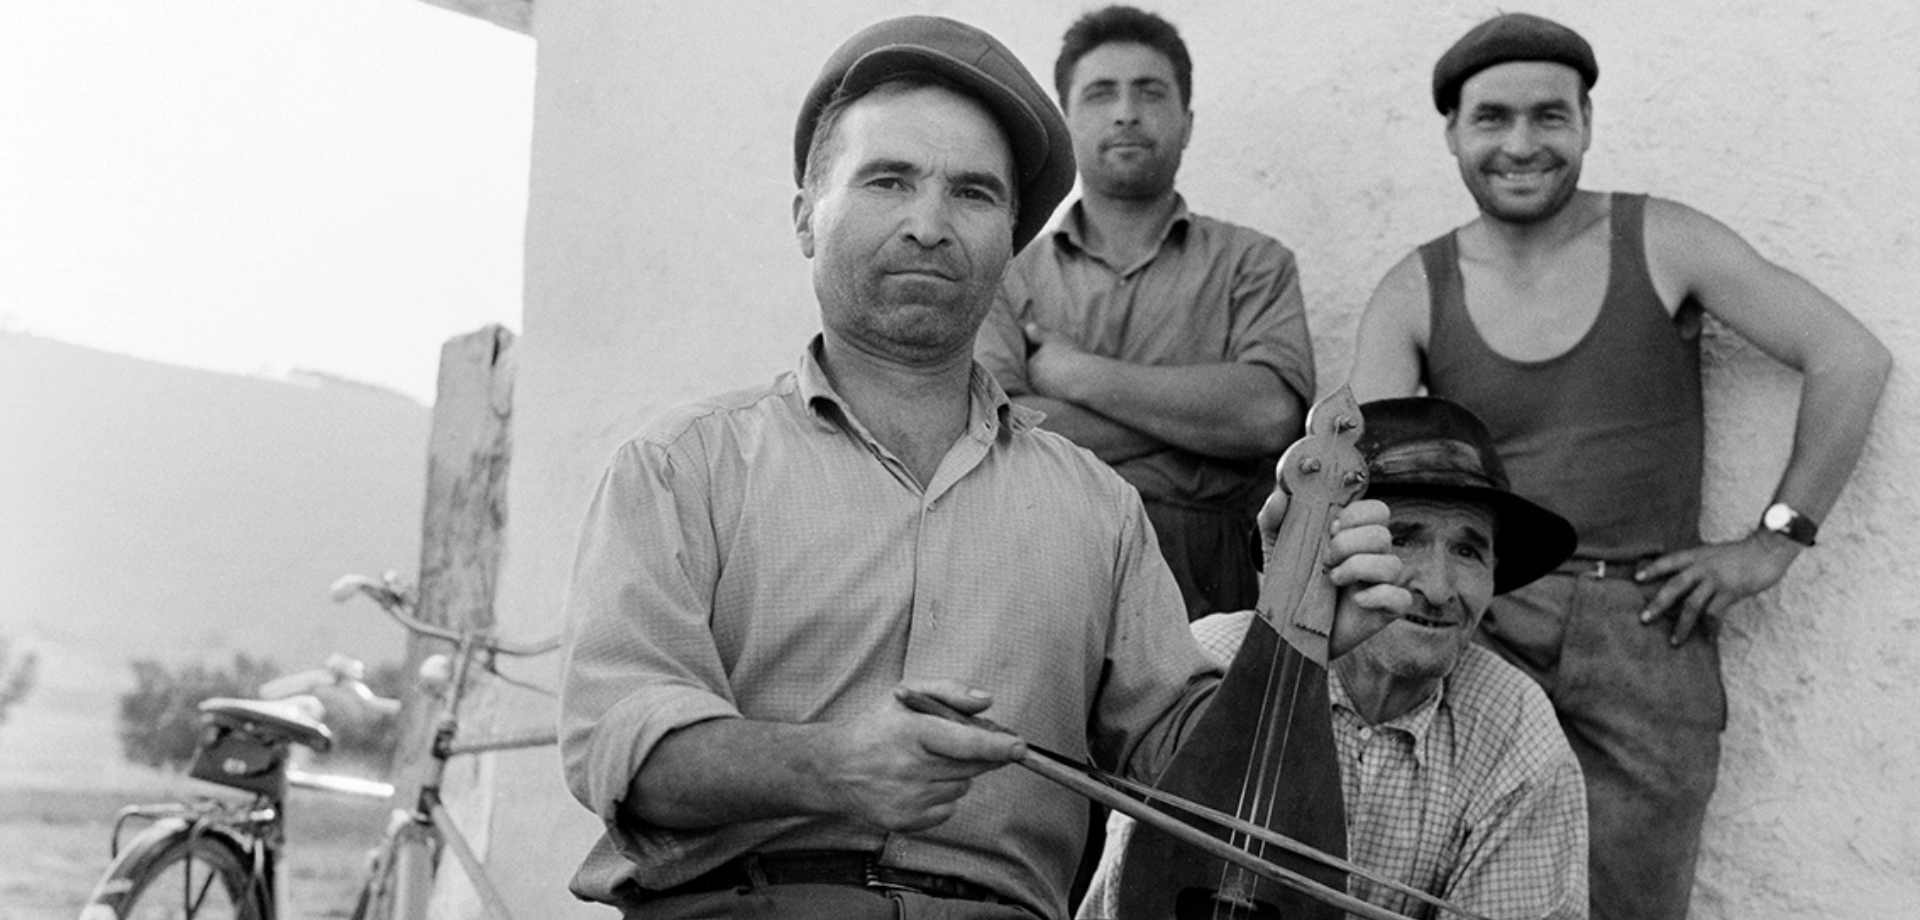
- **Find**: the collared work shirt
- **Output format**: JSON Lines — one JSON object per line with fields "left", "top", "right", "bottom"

{"left": 559, "top": 342, "right": 1220, "bottom": 919}
{"left": 1081, "top": 611, "right": 1588, "bottom": 920}
{"left": 975, "top": 197, "right": 1316, "bottom": 517}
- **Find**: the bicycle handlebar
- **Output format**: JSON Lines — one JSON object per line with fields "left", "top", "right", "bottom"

{"left": 328, "top": 572, "right": 561, "bottom": 658}
{"left": 256, "top": 656, "right": 402, "bottom": 717}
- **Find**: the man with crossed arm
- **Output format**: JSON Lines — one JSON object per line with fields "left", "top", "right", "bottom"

{"left": 976, "top": 6, "right": 1313, "bottom": 621}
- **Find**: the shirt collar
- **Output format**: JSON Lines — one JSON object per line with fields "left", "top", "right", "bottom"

{"left": 1329, "top": 667, "right": 1444, "bottom": 768}
{"left": 796, "top": 336, "right": 846, "bottom": 432}
{"left": 1050, "top": 194, "right": 1194, "bottom": 261}
{"left": 797, "top": 335, "right": 1037, "bottom": 442}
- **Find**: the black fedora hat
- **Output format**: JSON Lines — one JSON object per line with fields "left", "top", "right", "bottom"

{"left": 1359, "top": 397, "right": 1576, "bottom": 594}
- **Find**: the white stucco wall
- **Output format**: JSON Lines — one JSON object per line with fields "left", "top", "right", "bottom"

{"left": 493, "top": 2, "right": 1919, "bottom": 917}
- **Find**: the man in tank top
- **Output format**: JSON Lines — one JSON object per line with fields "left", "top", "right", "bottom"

{"left": 1348, "top": 12, "right": 1890, "bottom": 920}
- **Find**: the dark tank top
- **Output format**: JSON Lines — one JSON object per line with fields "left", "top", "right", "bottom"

{"left": 1422, "top": 193, "right": 1704, "bottom": 560}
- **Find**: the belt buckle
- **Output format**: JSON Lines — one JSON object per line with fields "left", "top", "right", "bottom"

{"left": 1587, "top": 559, "right": 1609, "bottom": 579}
{"left": 861, "top": 859, "right": 916, "bottom": 895}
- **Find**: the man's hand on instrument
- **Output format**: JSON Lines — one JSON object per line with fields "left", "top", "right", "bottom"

{"left": 1635, "top": 531, "right": 1800, "bottom": 644}
{"left": 1258, "top": 492, "right": 1412, "bottom": 617}
{"left": 821, "top": 679, "right": 1026, "bottom": 832}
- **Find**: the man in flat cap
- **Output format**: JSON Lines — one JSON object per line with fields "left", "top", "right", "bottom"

{"left": 976, "top": 5, "right": 1314, "bottom": 624}
{"left": 1080, "top": 397, "right": 1589, "bottom": 920}
{"left": 558, "top": 15, "right": 1398, "bottom": 919}
{"left": 1349, "top": 11, "right": 1891, "bottom": 919}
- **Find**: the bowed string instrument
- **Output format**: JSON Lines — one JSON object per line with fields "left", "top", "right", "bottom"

{"left": 906, "top": 388, "right": 1488, "bottom": 920}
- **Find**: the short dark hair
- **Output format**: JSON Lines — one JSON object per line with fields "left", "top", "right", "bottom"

{"left": 1053, "top": 5, "right": 1192, "bottom": 109}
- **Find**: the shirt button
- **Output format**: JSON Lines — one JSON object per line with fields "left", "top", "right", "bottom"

{"left": 1359, "top": 727, "right": 1373, "bottom": 740}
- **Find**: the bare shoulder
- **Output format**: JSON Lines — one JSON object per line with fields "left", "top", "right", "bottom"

{"left": 1359, "top": 250, "right": 1430, "bottom": 330}
{"left": 1639, "top": 195, "right": 1883, "bottom": 368}
{"left": 1642, "top": 196, "right": 1769, "bottom": 276}
{"left": 1643, "top": 194, "right": 1750, "bottom": 244}
{"left": 1350, "top": 249, "right": 1432, "bottom": 399}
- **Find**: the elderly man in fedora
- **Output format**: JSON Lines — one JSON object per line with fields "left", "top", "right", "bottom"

{"left": 557, "top": 15, "right": 1404, "bottom": 920}
{"left": 1081, "top": 397, "right": 1590, "bottom": 920}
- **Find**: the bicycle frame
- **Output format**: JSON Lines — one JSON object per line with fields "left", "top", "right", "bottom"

{"left": 338, "top": 574, "right": 559, "bottom": 920}
{"left": 81, "top": 573, "right": 557, "bottom": 920}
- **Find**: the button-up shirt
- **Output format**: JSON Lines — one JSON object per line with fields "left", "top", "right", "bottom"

{"left": 975, "top": 197, "right": 1316, "bottom": 517}
{"left": 1080, "top": 611, "right": 1588, "bottom": 920}
{"left": 560, "top": 340, "right": 1220, "bottom": 919}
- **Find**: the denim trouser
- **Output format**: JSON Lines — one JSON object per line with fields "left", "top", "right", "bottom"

{"left": 1479, "top": 570, "right": 1727, "bottom": 920}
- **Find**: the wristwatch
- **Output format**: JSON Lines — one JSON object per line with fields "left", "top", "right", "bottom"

{"left": 1760, "top": 502, "right": 1818, "bottom": 547}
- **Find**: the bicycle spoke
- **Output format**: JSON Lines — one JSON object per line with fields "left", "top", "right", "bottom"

{"left": 183, "top": 853, "right": 219, "bottom": 917}
{"left": 114, "top": 843, "right": 247, "bottom": 920}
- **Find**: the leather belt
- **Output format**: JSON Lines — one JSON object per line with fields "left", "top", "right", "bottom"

{"left": 641, "top": 850, "right": 1010, "bottom": 905}
{"left": 1556, "top": 556, "right": 1653, "bottom": 580}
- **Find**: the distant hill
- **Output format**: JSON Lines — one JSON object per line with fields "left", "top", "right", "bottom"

{"left": 0, "top": 332, "right": 431, "bottom": 785}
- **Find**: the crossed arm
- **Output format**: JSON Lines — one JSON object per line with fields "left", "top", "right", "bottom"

{"left": 975, "top": 244, "right": 1311, "bottom": 464}
{"left": 1021, "top": 328, "right": 1304, "bottom": 460}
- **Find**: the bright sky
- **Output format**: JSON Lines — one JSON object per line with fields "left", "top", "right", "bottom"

{"left": 2, "top": 0, "right": 534, "bottom": 404}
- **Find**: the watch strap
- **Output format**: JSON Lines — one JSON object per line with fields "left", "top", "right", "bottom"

{"left": 1762, "top": 503, "right": 1818, "bottom": 547}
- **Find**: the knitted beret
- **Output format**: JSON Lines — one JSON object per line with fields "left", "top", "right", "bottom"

{"left": 1432, "top": 13, "right": 1598, "bottom": 114}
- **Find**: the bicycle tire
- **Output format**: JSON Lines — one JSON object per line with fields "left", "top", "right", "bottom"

{"left": 78, "top": 818, "right": 267, "bottom": 920}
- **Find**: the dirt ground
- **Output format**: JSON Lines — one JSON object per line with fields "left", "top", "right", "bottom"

{"left": 0, "top": 783, "right": 389, "bottom": 920}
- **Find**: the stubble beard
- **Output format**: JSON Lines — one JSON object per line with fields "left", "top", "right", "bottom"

{"left": 1088, "top": 145, "right": 1183, "bottom": 202}
{"left": 1469, "top": 159, "right": 1583, "bottom": 226}
{"left": 821, "top": 272, "right": 996, "bottom": 366}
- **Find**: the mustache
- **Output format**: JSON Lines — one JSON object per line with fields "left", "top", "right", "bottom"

{"left": 1397, "top": 595, "right": 1473, "bottom": 627}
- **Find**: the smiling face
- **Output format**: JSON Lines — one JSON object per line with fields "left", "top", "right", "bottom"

{"left": 1332, "top": 498, "right": 1498, "bottom": 718}
{"left": 1445, "top": 60, "right": 1591, "bottom": 225}
{"left": 1064, "top": 42, "right": 1192, "bottom": 201}
{"left": 795, "top": 82, "right": 1017, "bottom": 365}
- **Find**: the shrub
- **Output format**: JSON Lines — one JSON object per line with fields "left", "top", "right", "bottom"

{"left": 0, "top": 636, "right": 37, "bottom": 727}
{"left": 117, "top": 653, "right": 403, "bottom": 772}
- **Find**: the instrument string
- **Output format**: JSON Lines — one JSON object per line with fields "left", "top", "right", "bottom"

{"left": 1214, "top": 617, "right": 1291, "bottom": 920}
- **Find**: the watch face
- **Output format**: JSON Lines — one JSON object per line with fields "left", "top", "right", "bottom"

{"left": 1764, "top": 505, "right": 1792, "bottom": 530}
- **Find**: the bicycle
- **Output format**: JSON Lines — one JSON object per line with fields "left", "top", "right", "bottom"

{"left": 78, "top": 571, "right": 559, "bottom": 920}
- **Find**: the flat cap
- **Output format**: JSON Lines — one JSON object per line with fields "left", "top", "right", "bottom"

{"left": 1432, "top": 12, "right": 1598, "bottom": 114}
{"left": 794, "top": 15, "right": 1074, "bottom": 253}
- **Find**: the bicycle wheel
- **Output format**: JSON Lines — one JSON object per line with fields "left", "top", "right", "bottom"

{"left": 78, "top": 819, "right": 267, "bottom": 920}
{"left": 347, "top": 820, "right": 437, "bottom": 920}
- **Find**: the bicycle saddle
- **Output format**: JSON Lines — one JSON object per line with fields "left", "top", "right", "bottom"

{"left": 199, "top": 697, "right": 335, "bottom": 753}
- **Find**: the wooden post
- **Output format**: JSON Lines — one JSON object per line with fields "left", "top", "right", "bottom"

{"left": 414, "top": 324, "right": 515, "bottom": 638}
{"left": 389, "top": 325, "right": 515, "bottom": 918}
